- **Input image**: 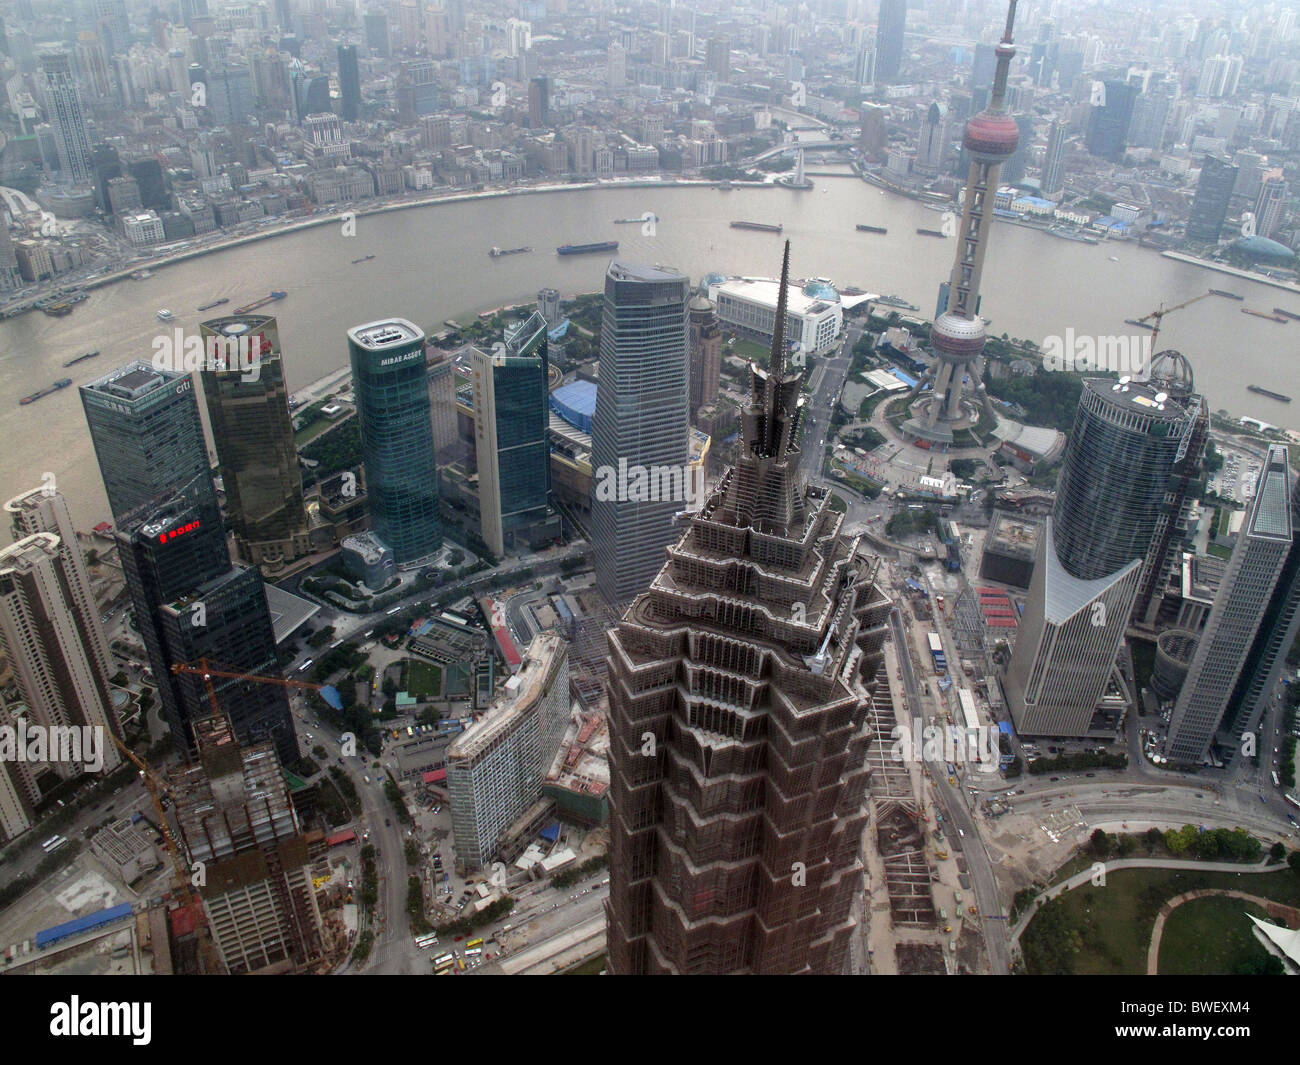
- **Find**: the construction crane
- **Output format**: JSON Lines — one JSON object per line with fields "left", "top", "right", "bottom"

{"left": 169, "top": 657, "right": 325, "bottom": 720}
{"left": 1135, "top": 290, "right": 1213, "bottom": 353}
{"left": 107, "top": 660, "right": 325, "bottom": 970}
{"left": 107, "top": 731, "right": 187, "bottom": 892}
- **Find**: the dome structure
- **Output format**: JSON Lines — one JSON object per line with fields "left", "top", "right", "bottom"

{"left": 1147, "top": 349, "right": 1195, "bottom": 398}
{"left": 962, "top": 111, "right": 1020, "bottom": 162}
{"left": 702, "top": 272, "right": 727, "bottom": 289}
{"left": 1230, "top": 234, "right": 1294, "bottom": 260}
{"left": 802, "top": 280, "right": 838, "bottom": 301}
{"left": 931, "top": 312, "right": 987, "bottom": 359}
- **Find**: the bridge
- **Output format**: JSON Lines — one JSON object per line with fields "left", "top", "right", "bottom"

{"left": 746, "top": 140, "right": 853, "bottom": 163}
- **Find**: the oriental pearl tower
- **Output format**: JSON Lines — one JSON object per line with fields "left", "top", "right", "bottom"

{"left": 903, "top": 0, "right": 1020, "bottom": 444}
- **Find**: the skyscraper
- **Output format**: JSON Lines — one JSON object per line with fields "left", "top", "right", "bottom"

{"left": 80, "top": 360, "right": 214, "bottom": 525}
{"left": 1005, "top": 376, "right": 1199, "bottom": 737}
{"left": 528, "top": 75, "right": 549, "bottom": 128}
{"left": 0, "top": 489, "right": 124, "bottom": 795}
{"left": 1131, "top": 353, "right": 1208, "bottom": 627}
{"left": 605, "top": 243, "right": 893, "bottom": 974}
{"left": 917, "top": 101, "right": 950, "bottom": 176}
{"left": 874, "top": 0, "right": 906, "bottom": 83}
{"left": 173, "top": 715, "right": 323, "bottom": 973}
{"left": 1041, "top": 115, "right": 1068, "bottom": 194}
{"left": 364, "top": 9, "right": 390, "bottom": 57}
{"left": 337, "top": 43, "right": 360, "bottom": 121}
{"left": 348, "top": 319, "right": 442, "bottom": 567}
{"left": 38, "top": 52, "right": 94, "bottom": 186}
{"left": 1084, "top": 79, "right": 1138, "bottom": 163}
{"left": 1166, "top": 447, "right": 1296, "bottom": 764}
{"left": 1186, "top": 155, "right": 1239, "bottom": 244}
{"left": 199, "top": 315, "right": 312, "bottom": 569}
{"left": 688, "top": 293, "right": 722, "bottom": 417}
{"left": 589, "top": 261, "right": 690, "bottom": 606}
{"left": 1254, "top": 172, "right": 1287, "bottom": 239}
{"left": 902, "top": 1, "right": 1019, "bottom": 444}
{"left": 115, "top": 476, "right": 297, "bottom": 764}
{"left": 6, "top": 486, "right": 116, "bottom": 698}
{"left": 469, "top": 312, "right": 553, "bottom": 557}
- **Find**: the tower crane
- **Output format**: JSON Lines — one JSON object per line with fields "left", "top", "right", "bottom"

{"left": 107, "top": 660, "right": 326, "bottom": 970}
{"left": 1135, "top": 290, "right": 1213, "bottom": 353}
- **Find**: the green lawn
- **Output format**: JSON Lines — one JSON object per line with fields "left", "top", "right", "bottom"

{"left": 730, "top": 338, "right": 770, "bottom": 365}
{"left": 1022, "top": 867, "right": 1300, "bottom": 975}
{"left": 404, "top": 658, "right": 443, "bottom": 698}
{"left": 1157, "top": 895, "right": 1275, "bottom": 975}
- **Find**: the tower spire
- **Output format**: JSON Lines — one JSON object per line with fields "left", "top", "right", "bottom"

{"left": 764, "top": 239, "right": 792, "bottom": 455}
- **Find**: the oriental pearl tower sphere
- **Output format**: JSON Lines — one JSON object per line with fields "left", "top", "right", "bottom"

{"left": 905, "top": 0, "right": 1020, "bottom": 443}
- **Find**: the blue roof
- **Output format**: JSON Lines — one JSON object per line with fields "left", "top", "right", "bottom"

{"left": 36, "top": 902, "right": 134, "bottom": 948}
{"left": 540, "top": 822, "right": 561, "bottom": 842}
{"left": 547, "top": 318, "right": 571, "bottom": 341}
{"left": 550, "top": 380, "right": 597, "bottom": 433}
{"left": 890, "top": 367, "right": 918, "bottom": 388}
{"left": 320, "top": 685, "right": 343, "bottom": 711}
{"left": 998, "top": 721, "right": 1014, "bottom": 734}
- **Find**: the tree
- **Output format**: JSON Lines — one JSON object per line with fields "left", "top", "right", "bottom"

{"left": 1270, "top": 841, "right": 1286, "bottom": 862}
{"left": 1145, "top": 827, "right": 1164, "bottom": 854}
{"left": 1088, "top": 829, "right": 1112, "bottom": 859}
{"left": 1289, "top": 850, "right": 1300, "bottom": 876}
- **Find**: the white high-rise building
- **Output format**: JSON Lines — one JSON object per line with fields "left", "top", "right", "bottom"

{"left": 447, "top": 632, "right": 570, "bottom": 871}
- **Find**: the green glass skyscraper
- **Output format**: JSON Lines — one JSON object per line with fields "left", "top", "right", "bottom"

{"left": 348, "top": 319, "right": 442, "bottom": 567}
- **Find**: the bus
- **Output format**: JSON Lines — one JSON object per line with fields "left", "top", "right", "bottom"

{"left": 1286, "top": 794, "right": 1300, "bottom": 810}
{"left": 415, "top": 932, "right": 440, "bottom": 950}
{"left": 466, "top": 938, "right": 484, "bottom": 950}
{"left": 40, "top": 835, "right": 60, "bottom": 851}
{"left": 44, "top": 836, "right": 68, "bottom": 854}
{"left": 464, "top": 947, "right": 482, "bottom": 958}
{"left": 298, "top": 659, "right": 314, "bottom": 672}
{"left": 1272, "top": 770, "right": 1282, "bottom": 789}
{"left": 433, "top": 952, "right": 455, "bottom": 972}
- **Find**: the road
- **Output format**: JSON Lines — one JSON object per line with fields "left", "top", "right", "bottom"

{"left": 888, "top": 606, "right": 1011, "bottom": 973}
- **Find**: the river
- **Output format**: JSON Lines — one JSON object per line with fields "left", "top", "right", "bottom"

{"left": 2, "top": 177, "right": 1297, "bottom": 531}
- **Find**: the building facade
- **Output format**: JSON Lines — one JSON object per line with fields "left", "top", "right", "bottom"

{"left": 80, "top": 360, "right": 215, "bottom": 525}
{"left": 1005, "top": 376, "right": 1198, "bottom": 737}
{"left": 348, "top": 319, "right": 442, "bottom": 567}
{"left": 199, "top": 315, "right": 313, "bottom": 570}
{"left": 173, "top": 716, "right": 323, "bottom": 974}
{"left": 447, "top": 632, "right": 569, "bottom": 871}
{"left": 590, "top": 262, "right": 691, "bottom": 606}
{"left": 1166, "top": 447, "right": 1295, "bottom": 763}
{"left": 469, "top": 312, "right": 553, "bottom": 557}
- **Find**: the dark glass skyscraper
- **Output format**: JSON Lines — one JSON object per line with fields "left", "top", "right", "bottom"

{"left": 1166, "top": 447, "right": 1298, "bottom": 763}
{"left": 199, "top": 315, "right": 311, "bottom": 569}
{"left": 348, "top": 319, "right": 442, "bottom": 567}
{"left": 337, "top": 44, "right": 360, "bottom": 121}
{"left": 874, "top": 0, "right": 906, "bottom": 83}
{"left": 1187, "top": 155, "right": 1239, "bottom": 244}
{"left": 589, "top": 261, "right": 690, "bottom": 606}
{"left": 470, "top": 312, "right": 552, "bottom": 557}
{"left": 1084, "top": 79, "right": 1138, "bottom": 162}
{"left": 80, "top": 361, "right": 214, "bottom": 525}
{"left": 115, "top": 477, "right": 297, "bottom": 764}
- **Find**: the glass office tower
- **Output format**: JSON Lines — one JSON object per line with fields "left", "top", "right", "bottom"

{"left": 1006, "top": 376, "right": 1197, "bottom": 737}
{"left": 80, "top": 360, "right": 215, "bottom": 524}
{"left": 199, "top": 315, "right": 311, "bottom": 568}
{"left": 590, "top": 261, "right": 690, "bottom": 606}
{"left": 470, "top": 311, "right": 552, "bottom": 557}
{"left": 348, "top": 319, "right": 442, "bottom": 567}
